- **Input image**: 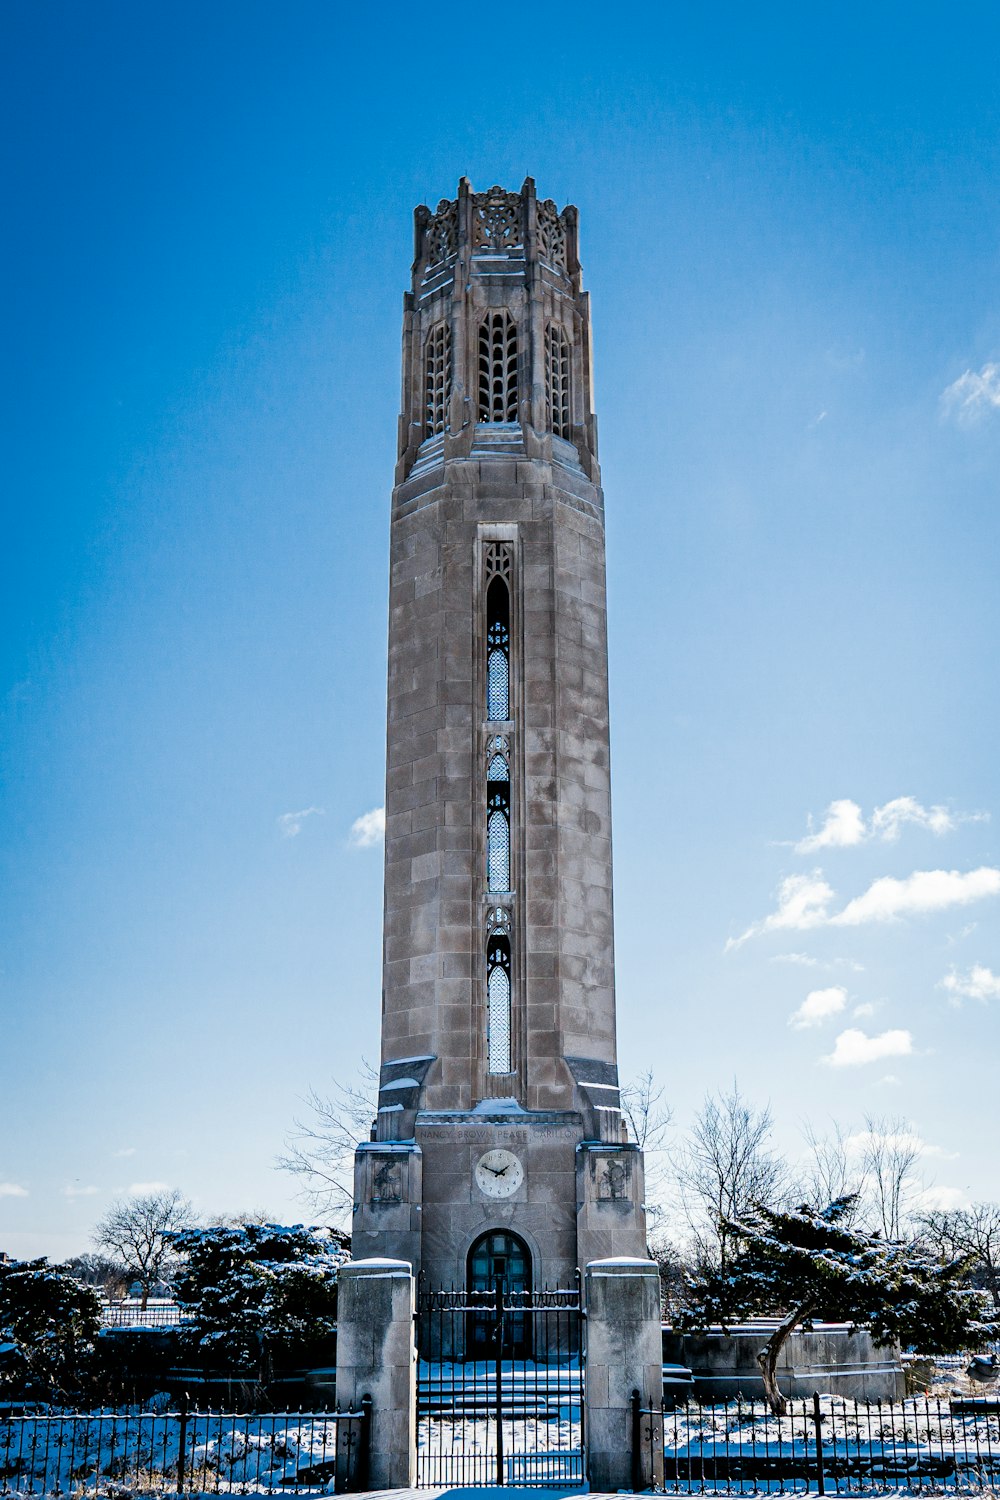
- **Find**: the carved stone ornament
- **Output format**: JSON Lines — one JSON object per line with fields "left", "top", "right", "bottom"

{"left": 598, "top": 1156, "right": 630, "bottom": 1201}
{"left": 483, "top": 540, "right": 512, "bottom": 583}
{"left": 536, "top": 198, "right": 567, "bottom": 270}
{"left": 371, "top": 1157, "right": 403, "bottom": 1204}
{"left": 425, "top": 198, "right": 458, "bottom": 267}
{"left": 472, "top": 187, "right": 523, "bottom": 252}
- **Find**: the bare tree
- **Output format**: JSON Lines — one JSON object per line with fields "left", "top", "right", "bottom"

{"left": 675, "top": 1082, "right": 789, "bottom": 1272}
{"left": 919, "top": 1202, "right": 1000, "bottom": 1310}
{"left": 800, "top": 1121, "right": 866, "bottom": 1220}
{"left": 860, "top": 1114, "right": 922, "bottom": 1240}
{"left": 65, "top": 1252, "right": 130, "bottom": 1300}
{"left": 277, "top": 1062, "right": 379, "bottom": 1229}
{"left": 93, "top": 1189, "right": 196, "bottom": 1309}
{"left": 620, "top": 1069, "right": 672, "bottom": 1232}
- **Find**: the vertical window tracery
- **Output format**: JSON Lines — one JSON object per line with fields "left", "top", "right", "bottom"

{"left": 485, "top": 577, "right": 510, "bottom": 722}
{"left": 424, "top": 322, "right": 451, "bottom": 436}
{"left": 486, "top": 932, "right": 512, "bottom": 1075}
{"left": 545, "top": 324, "right": 572, "bottom": 439}
{"left": 486, "top": 753, "right": 510, "bottom": 893}
{"left": 482, "top": 545, "right": 515, "bottom": 1082}
{"left": 478, "top": 312, "right": 518, "bottom": 422}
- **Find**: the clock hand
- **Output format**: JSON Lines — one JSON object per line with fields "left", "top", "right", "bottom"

{"left": 485, "top": 1164, "right": 508, "bottom": 1176}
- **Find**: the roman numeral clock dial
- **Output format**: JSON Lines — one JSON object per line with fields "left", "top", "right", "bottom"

{"left": 474, "top": 1148, "right": 524, "bottom": 1199}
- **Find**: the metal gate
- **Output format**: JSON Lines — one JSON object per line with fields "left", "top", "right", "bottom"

{"left": 415, "top": 1283, "right": 584, "bottom": 1487}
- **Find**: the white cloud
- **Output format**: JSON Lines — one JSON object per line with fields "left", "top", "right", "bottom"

{"left": 941, "top": 963, "right": 1000, "bottom": 1004}
{"left": 843, "top": 1126, "right": 957, "bottom": 1161}
{"left": 871, "top": 796, "right": 954, "bottom": 841}
{"left": 0, "top": 1182, "right": 28, "bottom": 1198}
{"left": 915, "top": 1185, "right": 969, "bottom": 1212}
{"left": 113, "top": 1146, "right": 137, "bottom": 1158}
{"left": 831, "top": 867, "right": 1000, "bottom": 926}
{"left": 277, "top": 806, "right": 325, "bottom": 839}
{"left": 852, "top": 1001, "right": 876, "bottom": 1017}
{"left": 789, "top": 986, "right": 848, "bottom": 1029}
{"left": 63, "top": 1184, "right": 99, "bottom": 1198}
{"left": 727, "top": 872, "right": 835, "bottom": 948}
{"left": 771, "top": 952, "right": 821, "bottom": 967}
{"left": 128, "top": 1180, "right": 171, "bottom": 1195}
{"left": 941, "top": 362, "right": 1000, "bottom": 426}
{"left": 732, "top": 865, "right": 1000, "bottom": 947}
{"left": 795, "top": 796, "right": 965, "bottom": 854}
{"left": 824, "top": 1028, "right": 913, "bottom": 1067}
{"left": 796, "top": 800, "right": 866, "bottom": 853}
{"left": 349, "top": 805, "right": 386, "bottom": 849}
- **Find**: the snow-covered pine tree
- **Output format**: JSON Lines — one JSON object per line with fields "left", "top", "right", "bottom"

{"left": 681, "top": 1196, "right": 997, "bottom": 1415}
{"left": 170, "top": 1223, "right": 347, "bottom": 1382}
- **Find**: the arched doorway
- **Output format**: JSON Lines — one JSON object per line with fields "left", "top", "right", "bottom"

{"left": 466, "top": 1230, "right": 532, "bottom": 1358}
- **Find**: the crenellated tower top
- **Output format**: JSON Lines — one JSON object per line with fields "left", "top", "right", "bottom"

{"left": 396, "top": 177, "right": 599, "bottom": 487}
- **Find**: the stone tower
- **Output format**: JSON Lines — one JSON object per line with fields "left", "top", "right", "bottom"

{"left": 352, "top": 178, "right": 647, "bottom": 1293}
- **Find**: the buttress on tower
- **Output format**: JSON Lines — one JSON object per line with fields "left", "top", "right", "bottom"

{"left": 352, "top": 178, "right": 647, "bottom": 1293}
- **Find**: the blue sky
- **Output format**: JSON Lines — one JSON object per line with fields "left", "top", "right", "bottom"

{"left": 3, "top": 1, "right": 999, "bottom": 1257}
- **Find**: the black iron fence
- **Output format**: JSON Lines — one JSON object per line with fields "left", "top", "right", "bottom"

{"left": 100, "top": 1300, "right": 191, "bottom": 1329}
{"left": 632, "top": 1391, "right": 1000, "bottom": 1493}
{"left": 0, "top": 1400, "right": 370, "bottom": 1495}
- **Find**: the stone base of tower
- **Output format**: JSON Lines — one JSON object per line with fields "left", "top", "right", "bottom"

{"left": 351, "top": 1104, "right": 647, "bottom": 1290}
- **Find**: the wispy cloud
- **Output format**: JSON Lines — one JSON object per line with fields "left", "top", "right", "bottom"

{"left": 789, "top": 986, "right": 847, "bottom": 1029}
{"left": 853, "top": 1001, "right": 876, "bottom": 1018}
{"left": 349, "top": 806, "right": 385, "bottom": 849}
{"left": 941, "top": 362, "right": 1000, "bottom": 426}
{"left": 795, "top": 796, "right": 965, "bottom": 854}
{"left": 128, "top": 1180, "right": 170, "bottom": 1194}
{"left": 277, "top": 806, "right": 326, "bottom": 839}
{"left": 941, "top": 963, "right": 1000, "bottom": 1004}
{"left": 915, "top": 1185, "right": 969, "bottom": 1211}
{"left": 63, "top": 1184, "right": 99, "bottom": 1198}
{"left": 0, "top": 1182, "right": 28, "bottom": 1198}
{"left": 732, "top": 865, "right": 1000, "bottom": 947}
{"left": 842, "top": 1126, "right": 956, "bottom": 1161}
{"left": 832, "top": 867, "right": 1000, "bottom": 925}
{"left": 871, "top": 797, "right": 956, "bottom": 841}
{"left": 771, "top": 952, "right": 820, "bottom": 967}
{"left": 113, "top": 1146, "right": 137, "bottom": 1159}
{"left": 824, "top": 1028, "right": 913, "bottom": 1067}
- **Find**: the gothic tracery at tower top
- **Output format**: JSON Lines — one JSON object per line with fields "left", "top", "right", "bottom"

{"left": 396, "top": 176, "right": 600, "bottom": 487}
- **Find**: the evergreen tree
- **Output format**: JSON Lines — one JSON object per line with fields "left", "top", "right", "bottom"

{"left": 0, "top": 1258, "right": 102, "bottom": 1401}
{"left": 681, "top": 1196, "right": 996, "bottom": 1415}
{"left": 170, "top": 1223, "right": 345, "bottom": 1381}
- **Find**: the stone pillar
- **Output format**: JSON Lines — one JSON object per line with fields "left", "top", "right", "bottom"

{"left": 335, "top": 1258, "right": 416, "bottom": 1490}
{"left": 585, "top": 1257, "right": 663, "bottom": 1492}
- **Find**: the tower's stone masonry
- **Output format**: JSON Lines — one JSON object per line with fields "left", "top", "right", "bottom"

{"left": 352, "top": 178, "right": 647, "bottom": 1293}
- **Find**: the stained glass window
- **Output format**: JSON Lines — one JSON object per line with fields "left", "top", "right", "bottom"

{"left": 487, "top": 797, "right": 510, "bottom": 892}
{"left": 486, "top": 936, "right": 512, "bottom": 1075}
{"left": 486, "top": 577, "right": 510, "bottom": 721}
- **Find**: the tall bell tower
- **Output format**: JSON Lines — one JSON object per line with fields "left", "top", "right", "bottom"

{"left": 352, "top": 178, "right": 647, "bottom": 1291}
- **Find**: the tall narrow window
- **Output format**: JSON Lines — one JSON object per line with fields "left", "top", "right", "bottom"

{"left": 545, "top": 324, "right": 571, "bottom": 438}
{"left": 478, "top": 311, "right": 518, "bottom": 422}
{"left": 424, "top": 322, "right": 451, "bottom": 436}
{"left": 486, "top": 753, "right": 510, "bottom": 892}
{"left": 486, "top": 934, "right": 512, "bottom": 1075}
{"left": 486, "top": 577, "right": 510, "bottom": 721}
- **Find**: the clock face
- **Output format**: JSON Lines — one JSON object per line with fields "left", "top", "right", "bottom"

{"left": 474, "top": 1148, "right": 524, "bottom": 1199}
